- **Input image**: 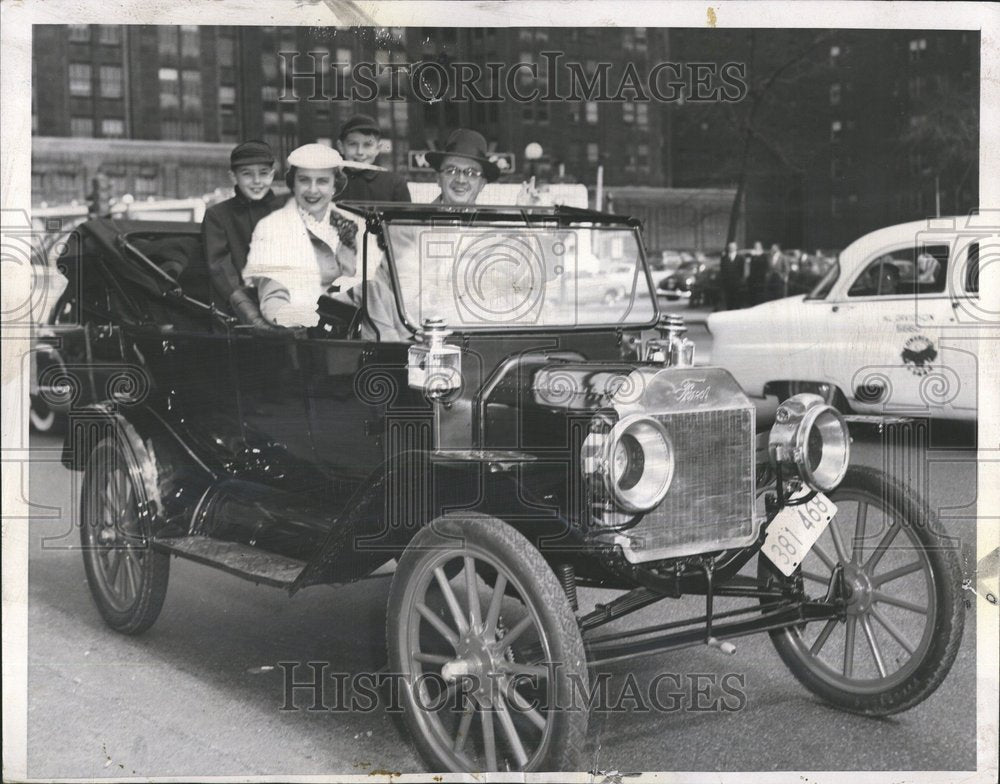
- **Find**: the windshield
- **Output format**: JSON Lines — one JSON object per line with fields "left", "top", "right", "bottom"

{"left": 383, "top": 222, "right": 657, "bottom": 329}
{"left": 807, "top": 261, "right": 840, "bottom": 300}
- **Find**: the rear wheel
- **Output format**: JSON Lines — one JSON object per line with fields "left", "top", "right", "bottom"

{"left": 387, "top": 513, "right": 588, "bottom": 772}
{"left": 759, "top": 466, "right": 964, "bottom": 715}
{"left": 80, "top": 436, "right": 170, "bottom": 634}
{"left": 29, "top": 395, "right": 59, "bottom": 433}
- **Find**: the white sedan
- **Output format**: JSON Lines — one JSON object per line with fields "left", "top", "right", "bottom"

{"left": 708, "top": 216, "right": 992, "bottom": 421}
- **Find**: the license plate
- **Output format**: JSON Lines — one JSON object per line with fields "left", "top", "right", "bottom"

{"left": 762, "top": 493, "right": 838, "bottom": 577}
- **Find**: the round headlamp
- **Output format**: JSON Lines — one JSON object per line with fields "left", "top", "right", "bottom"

{"left": 768, "top": 393, "right": 850, "bottom": 492}
{"left": 582, "top": 415, "right": 675, "bottom": 513}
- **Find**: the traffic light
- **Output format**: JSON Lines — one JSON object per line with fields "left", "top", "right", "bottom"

{"left": 88, "top": 173, "right": 113, "bottom": 217}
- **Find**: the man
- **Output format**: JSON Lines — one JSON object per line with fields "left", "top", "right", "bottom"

{"left": 425, "top": 129, "right": 500, "bottom": 205}
{"left": 243, "top": 143, "right": 380, "bottom": 327}
{"left": 201, "top": 140, "right": 285, "bottom": 325}
{"left": 336, "top": 113, "right": 412, "bottom": 202}
{"left": 747, "top": 240, "right": 769, "bottom": 306}
{"left": 719, "top": 241, "right": 746, "bottom": 310}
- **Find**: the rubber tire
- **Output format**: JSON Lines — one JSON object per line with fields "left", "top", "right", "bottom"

{"left": 387, "top": 512, "right": 588, "bottom": 773}
{"left": 784, "top": 381, "right": 851, "bottom": 414}
{"left": 29, "top": 395, "right": 60, "bottom": 433}
{"left": 760, "top": 465, "right": 965, "bottom": 716}
{"left": 80, "top": 436, "right": 170, "bottom": 635}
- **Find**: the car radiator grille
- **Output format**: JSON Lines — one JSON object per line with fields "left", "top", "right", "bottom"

{"left": 625, "top": 407, "right": 756, "bottom": 560}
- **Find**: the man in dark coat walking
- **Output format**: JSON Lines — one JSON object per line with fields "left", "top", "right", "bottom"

{"left": 201, "top": 139, "right": 286, "bottom": 325}
{"left": 719, "top": 241, "right": 747, "bottom": 310}
{"left": 336, "top": 114, "right": 412, "bottom": 202}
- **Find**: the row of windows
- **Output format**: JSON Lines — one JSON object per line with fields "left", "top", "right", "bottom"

{"left": 68, "top": 63, "right": 123, "bottom": 98}
{"left": 67, "top": 24, "right": 121, "bottom": 45}
{"left": 69, "top": 117, "right": 125, "bottom": 137}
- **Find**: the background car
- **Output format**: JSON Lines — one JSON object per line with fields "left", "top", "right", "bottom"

{"left": 708, "top": 217, "right": 979, "bottom": 420}
{"left": 657, "top": 259, "right": 704, "bottom": 301}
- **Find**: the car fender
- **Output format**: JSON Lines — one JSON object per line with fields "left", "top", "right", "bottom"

{"left": 61, "top": 403, "right": 216, "bottom": 538}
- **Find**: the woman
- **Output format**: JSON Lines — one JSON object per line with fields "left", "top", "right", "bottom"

{"left": 243, "top": 143, "right": 380, "bottom": 327}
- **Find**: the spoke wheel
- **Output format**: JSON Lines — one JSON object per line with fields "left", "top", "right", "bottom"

{"left": 388, "top": 513, "right": 587, "bottom": 773}
{"left": 80, "top": 437, "right": 170, "bottom": 634}
{"left": 759, "top": 465, "right": 964, "bottom": 715}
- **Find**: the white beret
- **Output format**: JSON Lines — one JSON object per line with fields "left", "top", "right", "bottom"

{"left": 286, "top": 143, "right": 384, "bottom": 171}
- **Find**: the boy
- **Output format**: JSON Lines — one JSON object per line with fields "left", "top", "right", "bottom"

{"left": 336, "top": 113, "right": 411, "bottom": 202}
{"left": 202, "top": 139, "right": 285, "bottom": 325}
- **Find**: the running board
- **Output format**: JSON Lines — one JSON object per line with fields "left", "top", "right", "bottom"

{"left": 154, "top": 536, "right": 305, "bottom": 588}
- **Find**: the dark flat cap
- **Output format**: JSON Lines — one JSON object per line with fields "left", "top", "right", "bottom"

{"left": 339, "top": 114, "right": 382, "bottom": 139}
{"left": 230, "top": 140, "right": 275, "bottom": 168}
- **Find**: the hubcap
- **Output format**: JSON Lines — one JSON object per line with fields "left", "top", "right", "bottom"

{"left": 842, "top": 563, "right": 875, "bottom": 614}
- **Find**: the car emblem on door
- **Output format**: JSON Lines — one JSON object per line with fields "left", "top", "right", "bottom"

{"left": 901, "top": 335, "right": 937, "bottom": 376}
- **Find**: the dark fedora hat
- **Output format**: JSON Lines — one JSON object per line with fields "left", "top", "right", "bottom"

{"left": 425, "top": 129, "right": 501, "bottom": 182}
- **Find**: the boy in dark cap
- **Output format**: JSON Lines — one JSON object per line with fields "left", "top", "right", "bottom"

{"left": 336, "top": 113, "right": 412, "bottom": 202}
{"left": 201, "top": 139, "right": 285, "bottom": 325}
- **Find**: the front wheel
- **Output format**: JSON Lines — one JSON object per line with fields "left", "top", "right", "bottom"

{"left": 759, "top": 465, "right": 965, "bottom": 716}
{"left": 387, "top": 513, "right": 588, "bottom": 772}
{"left": 80, "top": 436, "right": 170, "bottom": 634}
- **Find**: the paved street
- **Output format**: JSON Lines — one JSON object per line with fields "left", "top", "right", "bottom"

{"left": 19, "top": 325, "right": 981, "bottom": 777}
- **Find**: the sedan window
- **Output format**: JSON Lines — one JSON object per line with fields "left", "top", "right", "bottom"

{"left": 848, "top": 244, "right": 949, "bottom": 297}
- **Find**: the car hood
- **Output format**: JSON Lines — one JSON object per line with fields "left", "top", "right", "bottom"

{"left": 706, "top": 294, "right": 808, "bottom": 332}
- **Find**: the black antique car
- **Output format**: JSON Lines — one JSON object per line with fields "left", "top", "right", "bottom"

{"left": 47, "top": 205, "right": 965, "bottom": 773}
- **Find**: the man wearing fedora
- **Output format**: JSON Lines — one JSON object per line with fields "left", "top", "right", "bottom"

{"left": 336, "top": 113, "right": 412, "bottom": 203}
{"left": 426, "top": 129, "right": 500, "bottom": 205}
{"left": 202, "top": 139, "right": 286, "bottom": 326}
{"left": 243, "top": 142, "right": 382, "bottom": 327}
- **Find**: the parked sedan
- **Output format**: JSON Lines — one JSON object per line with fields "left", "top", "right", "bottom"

{"left": 656, "top": 260, "right": 703, "bottom": 301}
{"left": 709, "top": 217, "right": 982, "bottom": 420}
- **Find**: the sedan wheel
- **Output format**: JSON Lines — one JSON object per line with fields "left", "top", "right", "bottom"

{"left": 388, "top": 513, "right": 588, "bottom": 772}
{"left": 759, "top": 466, "right": 964, "bottom": 715}
{"left": 80, "top": 437, "right": 170, "bottom": 634}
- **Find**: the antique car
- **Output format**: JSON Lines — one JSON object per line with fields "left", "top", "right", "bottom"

{"left": 48, "top": 205, "right": 965, "bottom": 773}
{"left": 708, "top": 217, "right": 982, "bottom": 420}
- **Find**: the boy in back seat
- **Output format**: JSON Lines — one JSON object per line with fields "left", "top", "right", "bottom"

{"left": 201, "top": 140, "right": 286, "bottom": 326}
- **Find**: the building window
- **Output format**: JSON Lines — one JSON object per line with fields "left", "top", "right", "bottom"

{"left": 587, "top": 142, "right": 599, "bottom": 163}
{"left": 909, "top": 38, "right": 927, "bottom": 61}
{"left": 261, "top": 85, "right": 279, "bottom": 102}
{"left": 264, "top": 110, "right": 279, "bottom": 128}
{"left": 622, "top": 101, "right": 635, "bottom": 124}
{"left": 830, "top": 119, "right": 842, "bottom": 143}
{"left": 585, "top": 101, "right": 598, "bottom": 124}
{"left": 829, "top": 45, "right": 840, "bottom": 66}
{"left": 637, "top": 143, "right": 649, "bottom": 167}
{"left": 182, "top": 119, "right": 203, "bottom": 141}
{"left": 161, "top": 119, "right": 182, "bottom": 140}
{"left": 262, "top": 52, "right": 279, "bottom": 81}
{"left": 135, "top": 173, "right": 158, "bottom": 198}
{"left": 68, "top": 25, "right": 90, "bottom": 43}
{"left": 101, "top": 118, "right": 125, "bottom": 138}
{"left": 335, "top": 47, "right": 352, "bottom": 74}
{"left": 218, "top": 36, "right": 235, "bottom": 68}
{"left": 158, "top": 27, "right": 178, "bottom": 59}
{"left": 636, "top": 103, "right": 648, "bottom": 127}
{"left": 159, "top": 68, "right": 179, "bottom": 109}
{"left": 97, "top": 25, "right": 121, "bottom": 45}
{"left": 829, "top": 83, "right": 841, "bottom": 106}
{"left": 69, "top": 63, "right": 92, "bottom": 97}
{"left": 908, "top": 75, "right": 926, "bottom": 99}
{"left": 99, "top": 65, "right": 123, "bottom": 98}
{"left": 180, "top": 26, "right": 200, "bottom": 58}
{"left": 181, "top": 69, "right": 202, "bottom": 113}
{"left": 70, "top": 117, "right": 94, "bottom": 137}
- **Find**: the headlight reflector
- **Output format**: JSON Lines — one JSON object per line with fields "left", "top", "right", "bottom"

{"left": 769, "top": 393, "right": 850, "bottom": 492}
{"left": 583, "top": 415, "right": 675, "bottom": 512}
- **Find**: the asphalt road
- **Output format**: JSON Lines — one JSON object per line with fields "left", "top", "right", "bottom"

{"left": 20, "top": 337, "right": 981, "bottom": 777}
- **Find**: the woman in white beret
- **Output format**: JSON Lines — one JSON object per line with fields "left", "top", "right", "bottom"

{"left": 243, "top": 143, "right": 382, "bottom": 327}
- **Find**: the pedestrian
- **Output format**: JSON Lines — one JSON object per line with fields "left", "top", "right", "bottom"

{"left": 242, "top": 143, "right": 381, "bottom": 327}
{"left": 719, "top": 241, "right": 745, "bottom": 310}
{"left": 201, "top": 139, "right": 286, "bottom": 325}
{"left": 747, "top": 240, "right": 768, "bottom": 306}
{"left": 425, "top": 129, "right": 500, "bottom": 205}
{"left": 336, "top": 113, "right": 412, "bottom": 202}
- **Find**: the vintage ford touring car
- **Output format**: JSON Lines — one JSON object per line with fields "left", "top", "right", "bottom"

{"left": 41, "top": 204, "right": 964, "bottom": 772}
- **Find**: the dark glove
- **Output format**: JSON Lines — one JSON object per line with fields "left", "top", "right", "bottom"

{"left": 330, "top": 213, "right": 357, "bottom": 251}
{"left": 229, "top": 287, "right": 280, "bottom": 331}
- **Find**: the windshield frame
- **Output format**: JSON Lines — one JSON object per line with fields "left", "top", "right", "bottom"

{"left": 356, "top": 205, "right": 661, "bottom": 335}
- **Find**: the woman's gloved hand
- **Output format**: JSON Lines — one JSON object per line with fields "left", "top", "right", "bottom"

{"left": 229, "top": 287, "right": 281, "bottom": 331}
